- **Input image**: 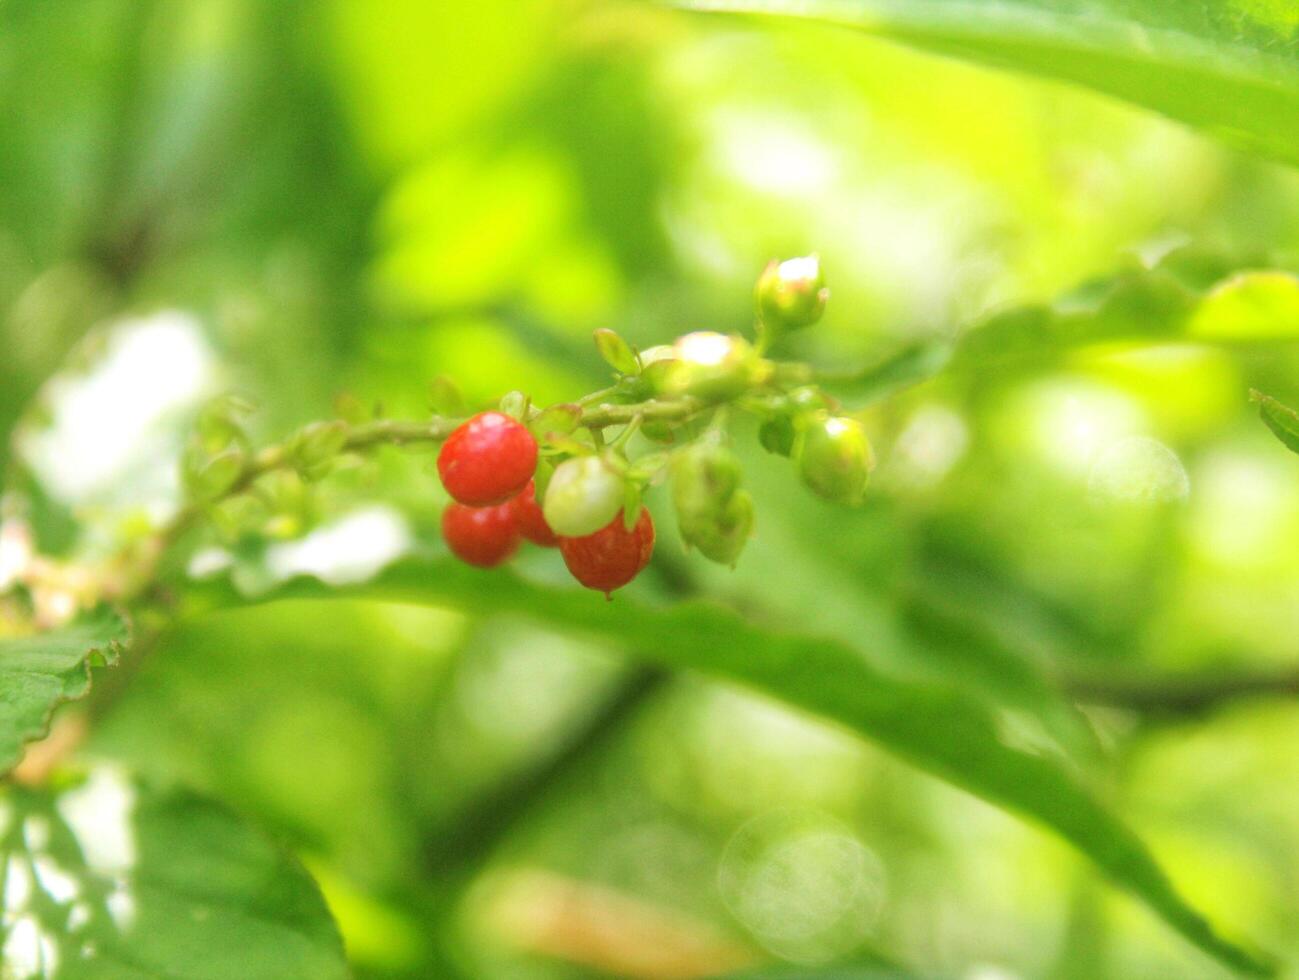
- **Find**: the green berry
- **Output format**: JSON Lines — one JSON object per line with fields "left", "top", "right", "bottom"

{"left": 671, "top": 441, "right": 742, "bottom": 515}
{"left": 680, "top": 488, "right": 754, "bottom": 566}
{"left": 542, "top": 455, "right": 625, "bottom": 537}
{"left": 758, "top": 416, "right": 795, "bottom": 456}
{"left": 662, "top": 332, "right": 768, "bottom": 402}
{"left": 671, "top": 441, "right": 752, "bottom": 565}
{"left": 755, "top": 255, "right": 828, "bottom": 332}
{"left": 796, "top": 413, "right": 873, "bottom": 504}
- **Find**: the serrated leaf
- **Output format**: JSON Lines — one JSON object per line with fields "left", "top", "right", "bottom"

{"left": 594, "top": 328, "right": 640, "bottom": 375}
{"left": 674, "top": 0, "right": 1299, "bottom": 169}
{"left": 187, "top": 557, "right": 1272, "bottom": 976}
{"left": 0, "top": 767, "right": 348, "bottom": 979}
{"left": 1252, "top": 390, "right": 1299, "bottom": 455}
{"left": 0, "top": 606, "right": 129, "bottom": 776}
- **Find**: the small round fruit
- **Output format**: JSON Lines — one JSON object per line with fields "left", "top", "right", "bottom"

{"left": 796, "top": 413, "right": 874, "bottom": 504}
{"left": 560, "top": 508, "right": 656, "bottom": 596}
{"left": 510, "top": 480, "right": 559, "bottom": 547}
{"left": 756, "top": 255, "right": 828, "bottom": 331}
{"left": 437, "top": 411, "right": 538, "bottom": 506}
{"left": 662, "top": 332, "right": 768, "bottom": 402}
{"left": 679, "top": 488, "right": 754, "bottom": 566}
{"left": 442, "top": 501, "right": 521, "bottom": 568}
{"left": 543, "top": 456, "right": 624, "bottom": 537}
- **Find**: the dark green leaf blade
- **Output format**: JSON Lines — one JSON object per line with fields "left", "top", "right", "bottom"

{"left": 1, "top": 768, "right": 348, "bottom": 979}
{"left": 186, "top": 557, "right": 1273, "bottom": 976}
{"left": 1252, "top": 390, "right": 1299, "bottom": 455}
{"left": 674, "top": 0, "right": 1299, "bottom": 168}
{"left": 0, "top": 606, "right": 129, "bottom": 776}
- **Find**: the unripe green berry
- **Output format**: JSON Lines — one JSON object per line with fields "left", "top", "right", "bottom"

{"left": 543, "top": 455, "right": 625, "bottom": 537}
{"left": 756, "top": 255, "right": 828, "bottom": 332}
{"left": 184, "top": 446, "right": 245, "bottom": 501}
{"left": 628, "top": 345, "right": 677, "bottom": 399}
{"left": 662, "top": 332, "right": 768, "bottom": 402}
{"left": 671, "top": 441, "right": 753, "bottom": 565}
{"left": 290, "top": 420, "right": 348, "bottom": 468}
{"left": 671, "top": 441, "right": 743, "bottom": 514}
{"left": 758, "top": 416, "right": 795, "bottom": 456}
{"left": 796, "top": 413, "right": 873, "bottom": 504}
{"left": 679, "top": 488, "right": 754, "bottom": 566}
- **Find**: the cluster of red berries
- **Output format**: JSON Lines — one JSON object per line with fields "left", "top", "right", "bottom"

{"left": 437, "top": 412, "right": 655, "bottom": 596}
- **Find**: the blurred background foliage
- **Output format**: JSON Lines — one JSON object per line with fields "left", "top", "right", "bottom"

{"left": 6, "top": 0, "right": 1299, "bottom": 977}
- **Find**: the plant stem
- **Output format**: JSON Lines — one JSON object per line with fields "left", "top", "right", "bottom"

{"left": 1066, "top": 665, "right": 1299, "bottom": 719}
{"left": 143, "top": 396, "right": 707, "bottom": 575}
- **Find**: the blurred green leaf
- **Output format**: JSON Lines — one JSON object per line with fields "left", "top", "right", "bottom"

{"left": 594, "top": 327, "right": 640, "bottom": 376}
{"left": 676, "top": 0, "right": 1299, "bottom": 167}
{"left": 0, "top": 606, "right": 128, "bottom": 776}
{"left": 187, "top": 557, "right": 1272, "bottom": 976}
{"left": 1187, "top": 271, "right": 1299, "bottom": 341}
{"left": 715, "top": 968, "right": 926, "bottom": 980}
{"left": 955, "top": 251, "right": 1298, "bottom": 369}
{"left": 0, "top": 768, "right": 347, "bottom": 979}
{"left": 1252, "top": 389, "right": 1299, "bottom": 455}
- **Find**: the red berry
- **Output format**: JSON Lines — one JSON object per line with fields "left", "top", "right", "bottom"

{"left": 510, "top": 480, "right": 559, "bottom": 547}
{"left": 559, "top": 508, "right": 655, "bottom": 596}
{"left": 438, "top": 412, "right": 538, "bottom": 506}
{"left": 442, "top": 501, "right": 520, "bottom": 568}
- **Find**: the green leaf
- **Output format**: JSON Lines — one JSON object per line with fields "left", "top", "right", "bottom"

{"left": 815, "top": 251, "right": 1299, "bottom": 391}
{"left": 1251, "top": 389, "right": 1299, "bottom": 455}
{"left": 0, "top": 606, "right": 129, "bottom": 776}
{"left": 715, "top": 968, "right": 924, "bottom": 980}
{"left": 954, "top": 251, "right": 1299, "bottom": 369}
{"left": 186, "top": 557, "right": 1272, "bottom": 976}
{"left": 674, "top": 0, "right": 1299, "bottom": 168}
{"left": 0, "top": 768, "right": 348, "bottom": 979}
{"left": 593, "top": 327, "right": 641, "bottom": 375}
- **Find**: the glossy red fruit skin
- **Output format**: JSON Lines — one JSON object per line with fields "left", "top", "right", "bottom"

{"left": 438, "top": 412, "right": 538, "bottom": 506}
{"left": 442, "top": 501, "right": 521, "bottom": 568}
{"left": 510, "top": 480, "right": 559, "bottom": 547}
{"left": 559, "top": 508, "right": 655, "bottom": 596}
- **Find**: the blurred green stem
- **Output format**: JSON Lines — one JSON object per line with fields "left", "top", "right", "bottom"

{"left": 1067, "top": 665, "right": 1299, "bottom": 719}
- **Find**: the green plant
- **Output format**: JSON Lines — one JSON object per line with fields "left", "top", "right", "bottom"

{"left": 9, "top": 2, "right": 1299, "bottom": 978}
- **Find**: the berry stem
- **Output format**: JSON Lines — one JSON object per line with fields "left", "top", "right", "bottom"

{"left": 141, "top": 397, "right": 708, "bottom": 586}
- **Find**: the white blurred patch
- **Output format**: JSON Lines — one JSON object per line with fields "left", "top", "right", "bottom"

{"left": 966, "top": 967, "right": 1021, "bottom": 980}
{"left": 1190, "top": 451, "right": 1295, "bottom": 568}
{"left": 266, "top": 506, "right": 411, "bottom": 585}
{"left": 1016, "top": 378, "right": 1147, "bottom": 479}
{"left": 32, "top": 855, "right": 80, "bottom": 905}
{"left": 1087, "top": 435, "right": 1189, "bottom": 504}
{"left": 106, "top": 882, "right": 136, "bottom": 931}
{"left": 0, "top": 520, "right": 35, "bottom": 591}
{"left": 187, "top": 546, "right": 234, "bottom": 579}
{"left": 22, "top": 816, "right": 49, "bottom": 851}
{"left": 718, "top": 808, "right": 886, "bottom": 964}
{"left": 887, "top": 405, "right": 969, "bottom": 489}
{"left": 18, "top": 312, "right": 215, "bottom": 506}
{"left": 57, "top": 767, "right": 137, "bottom": 877}
{"left": 3, "top": 915, "right": 57, "bottom": 978}
{"left": 5, "top": 857, "right": 32, "bottom": 913}
{"left": 710, "top": 110, "right": 839, "bottom": 194}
